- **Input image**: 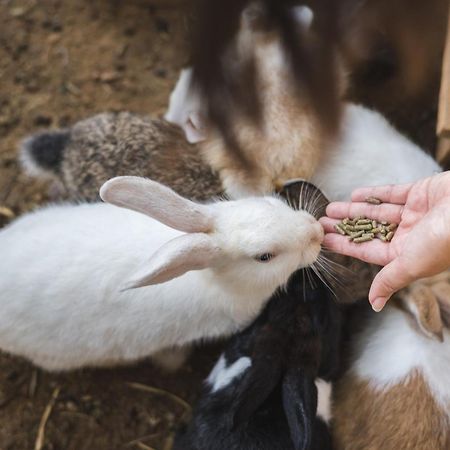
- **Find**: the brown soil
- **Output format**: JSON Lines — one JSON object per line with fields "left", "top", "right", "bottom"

{"left": 0, "top": 1, "right": 225, "bottom": 449}
{"left": 0, "top": 0, "right": 444, "bottom": 449}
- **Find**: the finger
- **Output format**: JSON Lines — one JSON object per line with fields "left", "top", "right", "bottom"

{"left": 325, "top": 202, "right": 403, "bottom": 224}
{"left": 368, "top": 258, "right": 415, "bottom": 312}
{"left": 323, "top": 233, "right": 392, "bottom": 266}
{"left": 351, "top": 183, "right": 413, "bottom": 204}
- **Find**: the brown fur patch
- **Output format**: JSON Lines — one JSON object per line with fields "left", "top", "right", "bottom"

{"left": 333, "top": 372, "right": 450, "bottom": 450}
{"left": 200, "top": 30, "right": 325, "bottom": 197}
{"left": 340, "top": 0, "right": 448, "bottom": 101}
{"left": 396, "top": 284, "right": 444, "bottom": 342}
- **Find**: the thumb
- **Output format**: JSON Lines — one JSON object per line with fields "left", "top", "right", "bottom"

{"left": 368, "top": 258, "right": 415, "bottom": 312}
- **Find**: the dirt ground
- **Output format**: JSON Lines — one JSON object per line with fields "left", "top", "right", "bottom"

{"left": 0, "top": 1, "right": 224, "bottom": 449}
{"left": 0, "top": 0, "right": 445, "bottom": 449}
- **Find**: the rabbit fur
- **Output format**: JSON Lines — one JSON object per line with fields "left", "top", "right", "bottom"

{"left": 167, "top": 67, "right": 441, "bottom": 199}
{"left": 20, "top": 113, "right": 223, "bottom": 202}
{"left": 0, "top": 176, "right": 323, "bottom": 371}
{"left": 173, "top": 266, "right": 341, "bottom": 450}
{"left": 333, "top": 273, "right": 450, "bottom": 450}
{"left": 20, "top": 4, "right": 331, "bottom": 202}
{"left": 20, "top": 2, "right": 441, "bottom": 203}
{"left": 176, "top": 3, "right": 338, "bottom": 198}
{"left": 164, "top": 5, "right": 441, "bottom": 198}
{"left": 310, "top": 103, "right": 441, "bottom": 201}
{"left": 21, "top": 101, "right": 441, "bottom": 205}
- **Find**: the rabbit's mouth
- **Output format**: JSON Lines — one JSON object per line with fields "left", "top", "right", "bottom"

{"left": 299, "top": 243, "right": 322, "bottom": 270}
{"left": 311, "top": 222, "right": 325, "bottom": 245}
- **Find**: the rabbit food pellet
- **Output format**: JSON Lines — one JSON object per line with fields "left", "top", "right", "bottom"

{"left": 334, "top": 217, "right": 397, "bottom": 243}
{"left": 365, "top": 196, "right": 383, "bottom": 205}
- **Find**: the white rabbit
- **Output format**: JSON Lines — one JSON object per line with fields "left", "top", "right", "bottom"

{"left": 0, "top": 176, "right": 323, "bottom": 371}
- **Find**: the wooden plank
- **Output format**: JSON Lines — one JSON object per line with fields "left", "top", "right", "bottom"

{"left": 437, "top": 6, "right": 450, "bottom": 163}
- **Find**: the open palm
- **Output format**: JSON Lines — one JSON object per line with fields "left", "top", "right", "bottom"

{"left": 319, "top": 172, "right": 450, "bottom": 311}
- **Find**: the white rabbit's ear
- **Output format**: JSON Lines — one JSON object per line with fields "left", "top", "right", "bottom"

{"left": 184, "top": 112, "right": 207, "bottom": 144}
{"left": 122, "top": 233, "right": 221, "bottom": 289}
{"left": 100, "top": 176, "right": 214, "bottom": 233}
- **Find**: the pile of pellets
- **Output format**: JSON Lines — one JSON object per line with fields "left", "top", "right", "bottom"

{"left": 334, "top": 197, "right": 398, "bottom": 243}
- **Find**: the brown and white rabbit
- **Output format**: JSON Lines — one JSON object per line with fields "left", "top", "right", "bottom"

{"left": 20, "top": 113, "right": 223, "bottom": 202}
{"left": 189, "top": 3, "right": 341, "bottom": 198}
{"left": 332, "top": 272, "right": 450, "bottom": 450}
{"left": 20, "top": 1, "right": 441, "bottom": 206}
{"left": 20, "top": 3, "right": 333, "bottom": 202}
{"left": 165, "top": 4, "right": 441, "bottom": 201}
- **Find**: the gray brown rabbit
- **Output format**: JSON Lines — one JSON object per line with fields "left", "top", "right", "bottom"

{"left": 20, "top": 112, "right": 223, "bottom": 202}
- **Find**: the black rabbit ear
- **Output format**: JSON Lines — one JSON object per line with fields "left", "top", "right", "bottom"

{"left": 282, "top": 367, "right": 317, "bottom": 450}
{"left": 230, "top": 361, "right": 283, "bottom": 428}
{"left": 278, "top": 179, "right": 329, "bottom": 218}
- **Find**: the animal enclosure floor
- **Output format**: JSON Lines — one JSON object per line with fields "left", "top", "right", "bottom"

{"left": 0, "top": 0, "right": 442, "bottom": 449}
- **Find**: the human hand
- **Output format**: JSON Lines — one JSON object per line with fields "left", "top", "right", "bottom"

{"left": 319, "top": 171, "right": 450, "bottom": 312}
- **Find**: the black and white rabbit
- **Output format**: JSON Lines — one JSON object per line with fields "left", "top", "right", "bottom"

{"left": 173, "top": 268, "right": 341, "bottom": 450}
{"left": 173, "top": 183, "right": 342, "bottom": 450}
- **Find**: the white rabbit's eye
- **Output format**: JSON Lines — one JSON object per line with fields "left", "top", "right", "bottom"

{"left": 254, "top": 253, "right": 274, "bottom": 263}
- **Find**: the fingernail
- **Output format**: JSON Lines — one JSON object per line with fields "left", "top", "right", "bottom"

{"left": 371, "top": 298, "right": 385, "bottom": 312}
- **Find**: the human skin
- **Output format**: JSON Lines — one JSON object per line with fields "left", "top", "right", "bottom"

{"left": 319, "top": 171, "right": 450, "bottom": 311}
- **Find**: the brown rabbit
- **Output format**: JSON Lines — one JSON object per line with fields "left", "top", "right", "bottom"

{"left": 190, "top": 3, "right": 345, "bottom": 199}
{"left": 20, "top": 112, "right": 223, "bottom": 202}
{"left": 332, "top": 272, "right": 450, "bottom": 450}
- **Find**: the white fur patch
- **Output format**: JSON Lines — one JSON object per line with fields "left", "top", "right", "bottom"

{"left": 207, "top": 355, "right": 252, "bottom": 393}
{"left": 311, "top": 104, "right": 442, "bottom": 202}
{"left": 353, "top": 306, "right": 450, "bottom": 413}
{"left": 292, "top": 6, "right": 314, "bottom": 29}
{"left": 164, "top": 68, "right": 206, "bottom": 143}
{"left": 315, "top": 378, "right": 332, "bottom": 423}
